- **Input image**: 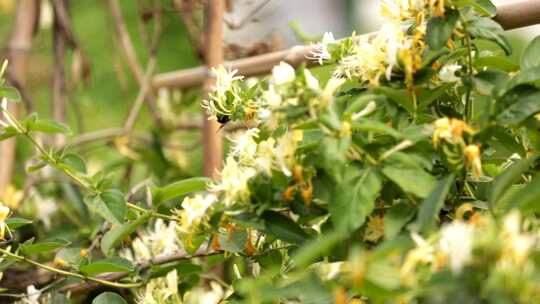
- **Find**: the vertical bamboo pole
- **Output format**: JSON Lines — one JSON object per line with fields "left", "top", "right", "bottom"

{"left": 202, "top": 0, "right": 225, "bottom": 179}
{"left": 0, "top": 0, "right": 38, "bottom": 195}
{"left": 52, "top": 0, "right": 69, "bottom": 147}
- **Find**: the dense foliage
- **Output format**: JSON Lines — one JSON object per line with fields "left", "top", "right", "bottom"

{"left": 2, "top": 0, "right": 540, "bottom": 303}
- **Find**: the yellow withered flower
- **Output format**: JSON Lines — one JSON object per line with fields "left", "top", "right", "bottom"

{"left": 464, "top": 144, "right": 483, "bottom": 178}
{"left": 432, "top": 117, "right": 474, "bottom": 147}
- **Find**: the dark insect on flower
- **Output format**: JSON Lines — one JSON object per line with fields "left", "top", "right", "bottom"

{"left": 217, "top": 114, "right": 231, "bottom": 125}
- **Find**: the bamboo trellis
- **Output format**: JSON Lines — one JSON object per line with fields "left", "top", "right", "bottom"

{"left": 152, "top": 0, "right": 540, "bottom": 90}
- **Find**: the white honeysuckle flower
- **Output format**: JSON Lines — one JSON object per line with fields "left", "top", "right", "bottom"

{"left": 23, "top": 285, "right": 41, "bottom": 304}
{"left": 132, "top": 238, "right": 152, "bottom": 261}
{"left": 274, "top": 131, "right": 303, "bottom": 176}
{"left": 262, "top": 84, "right": 282, "bottom": 109}
{"left": 210, "top": 156, "right": 257, "bottom": 205}
{"left": 164, "top": 270, "right": 179, "bottom": 299}
{"left": 308, "top": 32, "right": 336, "bottom": 65}
{"left": 179, "top": 194, "right": 216, "bottom": 230}
{"left": 439, "top": 64, "right": 462, "bottom": 83}
{"left": 304, "top": 69, "right": 320, "bottom": 91}
{"left": 35, "top": 196, "right": 57, "bottom": 230}
{"left": 439, "top": 221, "right": 474, "bottom": 275}
{"left": 253, "top": 138, "right": 275, "bottom": 174}
{"left": 352, "top": 101, "right": 377, "bottom": 120}
{"left": 379, "top": 23, "right": 402, "bottom": 80}
{"left": 229, "top": 128, "right": 260, "bottom": 163}
{"left": 184, "top": 281, "right": 226, "bottom": 304}
{"left": 272, "top": 62, "right": 296, "bottom": 85}
{"left": 202, "top": 66, "right": 244, "bottom": 117}
{"left": 322, "top": 77, "right": 346, "bottom": 102}
{"left": 0, "top": 202, "right": 10, "bottom": 240}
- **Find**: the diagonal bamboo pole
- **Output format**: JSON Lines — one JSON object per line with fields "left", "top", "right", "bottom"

{"left": 152, "top": 0, "right": 540, "bottom": 90}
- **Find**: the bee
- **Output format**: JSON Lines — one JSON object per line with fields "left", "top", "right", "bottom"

{"left": 216, "top": 114, "right": 231, "bottom": 132}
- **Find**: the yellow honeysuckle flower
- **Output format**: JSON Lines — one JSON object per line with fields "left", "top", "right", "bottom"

{"left": 2, "top": 184, "right": 23, "bottom": 210}
{"left": 0, "top": 203, "right": 10, "bottom": 240}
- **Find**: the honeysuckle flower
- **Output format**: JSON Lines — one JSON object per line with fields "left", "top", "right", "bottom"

{"left": 136, "top": 270, "right": 181, "bottom": 304}
{"left": 0, "top": 98, "right": 19, "bottom": 130}
{"left": 202, "top": 66, "right": 244, "bottom": 118}
{"left": 380, "top": 0, "right": 413, "bottom": 22}
{"left": 272, "top": 62, "right": 296, "bottom": 85}
{"left": 178, "top": 194, "right": 217, "bottom": 231}
{"left": 500, "top": 211, "right": 536, "bottom": 267}
{"left": 439, "top": 221, "right": 473, "bottom": 275}
{"left": 432, "top": 117, "right": 474, "bottom": 147}
{"left": 123, "top": 219, "right": 182, "bottom": 262}
{"left": 184, "top": 281, "right": 230, "bottom": 304}
{"left": 322, "top": 77, "right": 346, "bottom": 105}
{"left": 229, "top": 128, "right": 260, "bottom": 163}
{"left": 262, "top": 84, "right": 282, "bottom": 109}
{"left": 0, "top": 202, "right": 10, "bottom": 240}
{"left": 24, "top": 285, "right": 41, "bottom": 304}
{"left": 401, "top": 232, "right": 436, "bottom": 286}
{"left": 274, "top": 130, "right": 303, "bottom": 176}
{"left": 352, "top": 101, "right": 377, "bottom": 120}
{"left": 439, "top": 63, "right": 462, "bottom": 83}
{"left": 464, "top": 144, "right": 483, "bottom": 178}
{"left": 210, "top": 156, "right": 257, "bottom": 205}
{"left": 304, "top": 69, "right": 320, "bottom": 91}
{"left": 308, "top": 32, "right": 336, "bottom": 65}
{"left": 2, "top": 184, "right": 23, "bottom": 209}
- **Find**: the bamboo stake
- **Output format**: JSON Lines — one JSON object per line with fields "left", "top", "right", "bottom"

{"left": 152, "top": 0, "right": 540, "bottom": 90}
{"left": 202, "top": 0, "right": 225, "bottom": 179}
{"left": 0, "top": 0, "right": 38, "bottom": 196}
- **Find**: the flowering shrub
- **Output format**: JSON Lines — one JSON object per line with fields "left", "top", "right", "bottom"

{"left": 2, "top": 0, "right": 540, "bottom": 303}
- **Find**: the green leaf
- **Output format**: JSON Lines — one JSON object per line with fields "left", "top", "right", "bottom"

{"left": 455, "top": 0, "right": 496, "bottom": 17}
{"left": 5, "top": 217, "right": 33, "bottom": 229}
{"left": 490, "top": 156, "right": 537, "bottom": 209}
{"left": 92, "top": 292, "right": 127, "bottom": 304}
{"left": 414, "top": 174, "right": 455, "bottom": 232}
{"left": 26, "top": 160, "right": 48, "bottom": 173}
{"left": 59, "top": 153, "right": 87, "bottom": 173}
{"left": 498, "top": 90, "right": 540, "bottom": 125}
{"left": 384, "top": 203, "right": 415, "bottom": 240}
{"left": 101, "top": 212, "right": 152, "bottom": 254}
{"left": 502, "top": 67, "right": 540, "bottom": 95}
{"left": 55, "top": 247, "right": 87, "bottom": 267}
{"left": 0, "top": 86, "right": 21, "bottom": 101}
{"left": 80, "top": 257, "right": 134, "bottom": 276}
{"left": 426, "top": 9, "right": 459, "bottom": 50}
{"left": 521, "top": 36, "right": 540, "bottom": 70}
{"left": 475, "top": 56, "right": 519, "bottom": 72}
{"left": 20, "top": 238, "right": 71, "bottom": 255}
{"left": 343, "top": 94, "right": 382, "bottom": 117}
{"left": 501, "top": 174, "right": 540, "bottom": 213}
{"left": 0, "top": 126, "right": 19, "bottom": 141}
{"left": 351, "top": 119, "right": 402, "bottom": 138}
{"left": 293, "top": 231, "right": 347, "bottom": 268}
{"left": 261, "top": 211, "right": 309, "bottom": 245}
{"left": 375, "top": 86, "right": 414, "bottom": 113}
{"left": 86, "top": 190, "right": 126, "bottom": 225}
{"left": 154, "top": 177, "right": 210, "bottom": 203}
{"left": 29, "top": 119, "right": 72, "bottom": 135}
{"left": 330, "top": 168, "right": 382, "bottom": 232}
{"left": 51, "top": 293, "right": 69, "bottom": 304}
{"left": 468, "top": 17, "right": 511, "bottom": 55}
{"left": 418, "top": 84, "right": 451, "bottom": 110}
{"left": 382, "top": 153, "right": 437, "bottom": 198}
